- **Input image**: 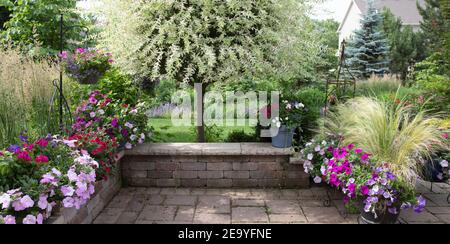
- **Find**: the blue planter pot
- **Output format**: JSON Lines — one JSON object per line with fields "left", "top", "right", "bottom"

{"left": 271, "top": 126, "right": 295, "bottom": 148}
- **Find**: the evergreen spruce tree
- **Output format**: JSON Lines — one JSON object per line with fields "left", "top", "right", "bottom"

{"left": 345, "top": 0, "right": 390, "bottom": 78}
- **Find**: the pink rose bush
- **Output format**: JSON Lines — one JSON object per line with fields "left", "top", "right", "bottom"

{"left": 301, "top": 137, "right": 426, "bottom": 217}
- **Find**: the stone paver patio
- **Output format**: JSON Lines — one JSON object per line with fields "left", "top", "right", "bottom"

{"left": 94, "top": 181, "right": 450, "bottom": 224}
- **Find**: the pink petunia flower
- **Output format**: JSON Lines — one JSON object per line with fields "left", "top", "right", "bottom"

{"left": 17, "top": 151, "right": 32, "bottom": 161}
{"left": 35, "top": 138, "right": 49, "bottom": 147}
{"left": 22, "top": 215, "right": 37, "bottom": 224}
{"left": 36, "top": 155, "right": 49, "bottom": 164}
{"left": 3, "top": 215, "right": 16, "bottom": 224}
{"left": 75, "top": 48, "right": 86, "bottom": 54}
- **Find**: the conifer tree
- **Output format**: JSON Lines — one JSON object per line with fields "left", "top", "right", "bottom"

{"left": 345, "top": 0, "right": 390, "bottom": 78}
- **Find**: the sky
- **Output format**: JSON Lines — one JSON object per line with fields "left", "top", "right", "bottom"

{"left": 312, "top": 0, "right": 351, "bottom": 21}
{"left": 78, "top": 0, "right": 351, "bottom": 23}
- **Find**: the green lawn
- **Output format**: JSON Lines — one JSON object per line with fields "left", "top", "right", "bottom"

{"left": 149, "top": 118, "right": 255, "bottom": 142}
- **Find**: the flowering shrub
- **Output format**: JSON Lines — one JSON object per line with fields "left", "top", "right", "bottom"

{"left": 0, "top": 134, "right": 73, "bottom": 192}
{"left": 67, "top": 130, "right": 118, "bottom": 180}
{"left": 0, "top": 138, "right": 98, "bottom": 224}
{"left": 61, "top": 48, "right": 113, "bottom": 84}
{"left": 73, "top": 91, "right": 148, "bottom": 149}
{"left": 302, "top": 138, "right": 426, "bottom": 217}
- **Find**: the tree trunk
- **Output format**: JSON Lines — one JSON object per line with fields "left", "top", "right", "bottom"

{"left": 196, "top": 83, "right": 207, "bottom": 142}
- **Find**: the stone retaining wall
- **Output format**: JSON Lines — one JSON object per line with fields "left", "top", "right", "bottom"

{"left": 48, "top": 151, "right": 124, "bottom": 224}
{"left": 122, "top": 143, "right": 309, "bottom": 189}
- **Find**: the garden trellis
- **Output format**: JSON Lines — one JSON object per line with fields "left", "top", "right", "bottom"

{"left": 324, "top": 40, "right": 356, "bottom": 116}
{"left": 47, "top": 13, "right": 90, "bottom": 134}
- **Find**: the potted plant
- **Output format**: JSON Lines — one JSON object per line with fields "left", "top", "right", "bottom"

{"left": 302, "top": 139, "right": 427, "bottom": 224}
{"left": 268, "top": 100, "right": 305, "bottom": 148}
{"left": 61, "top": 48, "right": 113, "bottom": 85}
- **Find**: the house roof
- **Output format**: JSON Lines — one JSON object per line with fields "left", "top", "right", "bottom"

{"left": 355, "top": 0, "right": 425, "bottom": 25}
{"left": 338, "top": 0, "right": 425, "bottom": 31}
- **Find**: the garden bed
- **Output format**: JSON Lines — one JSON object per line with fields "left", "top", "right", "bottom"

{"left": 47, "top": 151, "right": 124, "bottom": 224}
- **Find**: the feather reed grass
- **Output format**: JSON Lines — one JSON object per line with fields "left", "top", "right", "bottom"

{"left": 0, "top": 47, "right": 59, "bottom": 148}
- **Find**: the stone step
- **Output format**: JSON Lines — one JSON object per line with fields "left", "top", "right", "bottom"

{"left": 121, "top": 143, "right": 310, "bottom": 189}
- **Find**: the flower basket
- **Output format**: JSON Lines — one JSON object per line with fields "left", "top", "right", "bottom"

{"left": 61, "top": 48, "right": 113, "bottom": 85}
{"left": 76, "top": 70, "right": 105, "bottom": 85}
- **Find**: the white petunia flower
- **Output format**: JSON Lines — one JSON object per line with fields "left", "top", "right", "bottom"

{"left": 313, "top": 176, "right": 322, "bottom": 184}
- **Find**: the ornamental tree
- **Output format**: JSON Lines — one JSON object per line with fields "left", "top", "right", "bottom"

{"left": 345, "top": 0, "right": 390, "bottom": 78}
{"left": 131, "top": 0, "right": 323, "bottom": 141}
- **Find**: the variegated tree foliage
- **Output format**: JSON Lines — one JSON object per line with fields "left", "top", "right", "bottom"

{"left": 92, "top": 0, "right": 325, "bottom": 84}
{"left": 87, "top": 0, "right": 145, "bottom": 73}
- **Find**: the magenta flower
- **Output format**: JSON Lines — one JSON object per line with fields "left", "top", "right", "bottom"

{"left": 76, "top": 48, "right": 86, "bottom": 54}
{"left": 36, "top": 155, "right": 49, "bottom": 164}
{"left": 35, "top": 138, "right": 49, "bottom": 147}
{"left": 361, "top": 185, "right": 369, "bottom": 196}
{"left": 348, "top": 183, "right": 356, "bottom": 194}
{"left": 111, "top": 118, "right": 119, "bottom": 128}
{"left": 59, "top": 51, "right": 68, "bottom": 59}
{"left": 17, "top": 151, "right": 32, "bottom": 161}
{"left": 361, "top": 153, "right": 369, "bottom": 161}
{"left": 89, "top": 96, "right": 97, "bottom": 104}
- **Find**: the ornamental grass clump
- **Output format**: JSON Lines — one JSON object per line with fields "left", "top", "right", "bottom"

{"left": 321, "top": 96, "right": 446, "bottom": 186}
{"left": 0, "top": 47, "right": 58, "bottom": 148}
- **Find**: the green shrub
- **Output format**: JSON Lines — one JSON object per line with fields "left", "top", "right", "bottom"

{"left": 226, "top": 130, "right": 258, "bottom": 143}
{"left": 414, "top": 53, "right": 450, "bottom": 112}
{"left": 205, "top": 125, "right": 224, "bottom": 143}
{"left": 69, "top": 68, "right": 148, "bottom": 109}
{"left": 291, "top": 87, "right": 326, "bottom": 143}
{"left": 155, "top": 79, "right": 177, "bottom": 104}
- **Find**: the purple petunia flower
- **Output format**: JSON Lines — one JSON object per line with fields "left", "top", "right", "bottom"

{"left": 111, "top": 118, "right": 119, "bottom": 128}
{"left": 7, "top": 144, "right": 20, "bottom": 153}
{"left": 413, "top": 196, "right": 426, "bottom": 213}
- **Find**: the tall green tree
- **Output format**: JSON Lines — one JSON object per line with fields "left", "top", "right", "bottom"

{"left": 0, "top": 0, "right": 89, "bottom": 55}
{"left": 414, "top": 0, "right": 450, "bottom": 111}
{"left": 381, "top": 8, "right": 425, "bottom": 80}
{"left": 314, "top": 19, "right": 340, "bottom": 76}
{"left": 346, "top": 0, "right": 390, "bottom": 78}
{"left": 417, "top": 0, "right": 447, "bottom": 54}
{"left": 133, "top": 0, "right": 324, "bottom": 141}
